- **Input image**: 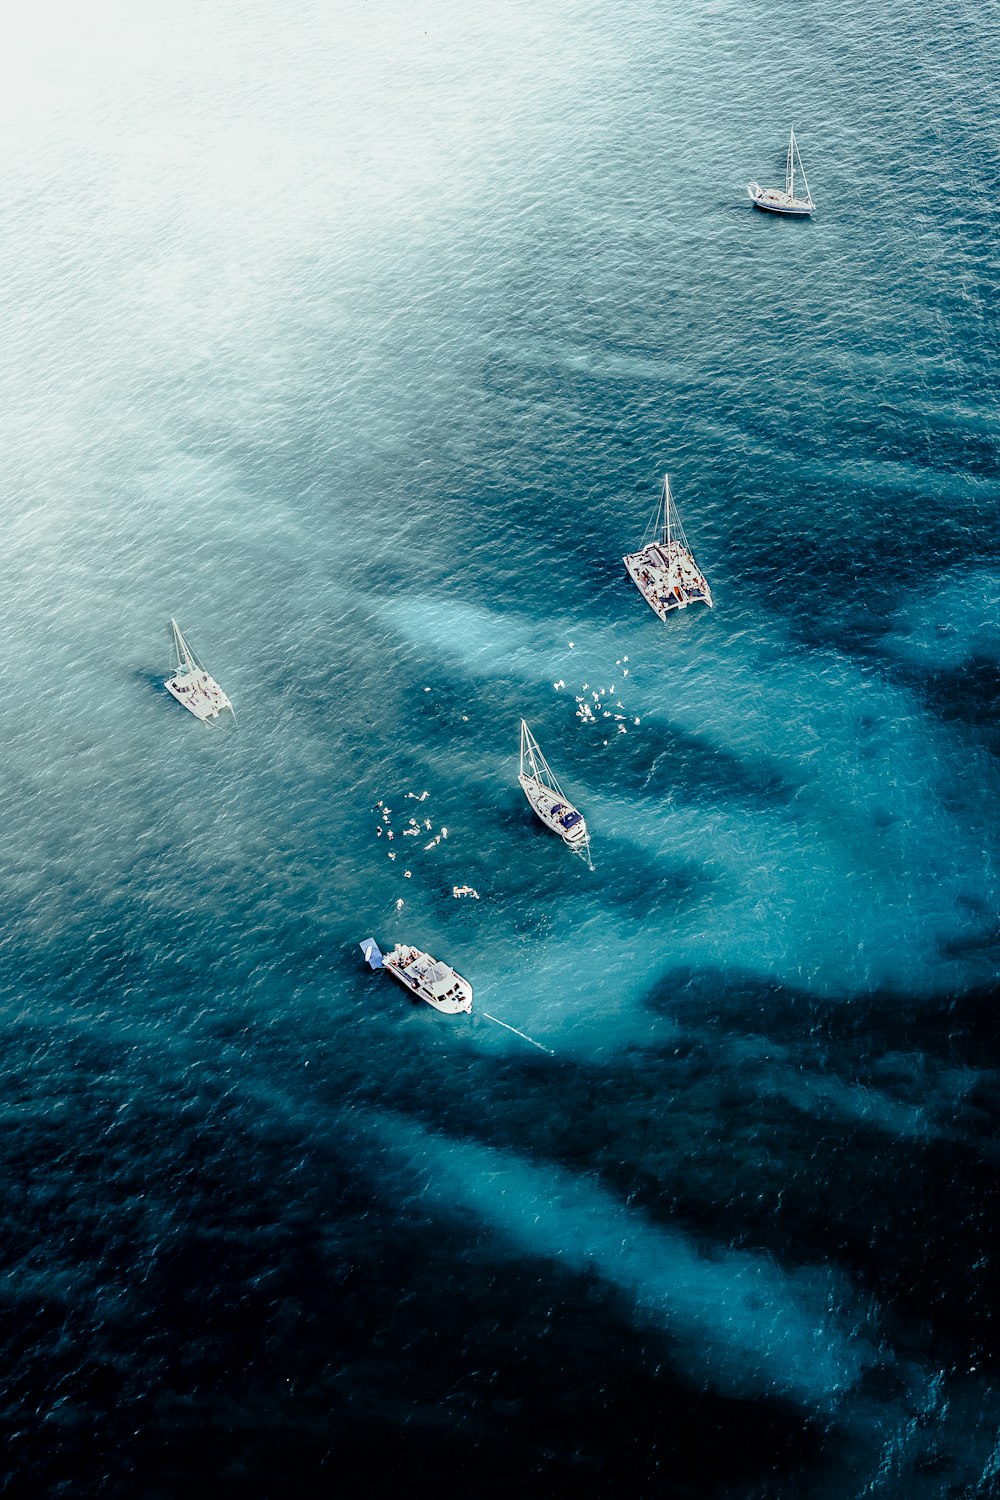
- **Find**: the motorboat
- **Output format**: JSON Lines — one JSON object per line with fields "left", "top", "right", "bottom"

{"left": 360, "top": 938, "right": 473, "bottom": 1014}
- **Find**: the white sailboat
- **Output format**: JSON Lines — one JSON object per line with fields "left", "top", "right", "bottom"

{"left": 518, "top": 719, "right": 591, "bottom": 865}
{"left": 622, "top": 474, "right": 713, "bottom": 620}
{"left": 746, "top": 130, "right": 814, "bottom": 216}
{"left": 164, "top": 619, "right": 234, "bottom": 724}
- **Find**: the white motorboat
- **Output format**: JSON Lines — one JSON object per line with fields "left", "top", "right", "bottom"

{"left": 747, "top": 130, "right": 814, "bottom": 216}
{"left": 164, "top": 619, "right": 234, "bottom": 724}
{"left": 518, "top": 720, "right": 591, "bottom": 865}
{"left": 370, "top": 940, "right": 473, "bottom": 1014}
{"left": 623, "top": 474, "right": 713, "bottom": 620}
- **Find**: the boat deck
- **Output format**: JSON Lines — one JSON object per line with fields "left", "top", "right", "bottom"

{"left": 623, "top": 540, "right": 713, "bottom": 620}
{"left": 519, "top": 775, "right": 588, "bottom": 844}
{"left": 165, "top": 669, "right": 233, "bottom": 722}
{"left": 384, "top": 944, "right": 473, "bottom": 1014}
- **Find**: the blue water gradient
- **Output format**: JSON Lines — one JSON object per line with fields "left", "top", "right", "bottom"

{"left": 2, "top": 0, "right": 999, "bottom": 1494}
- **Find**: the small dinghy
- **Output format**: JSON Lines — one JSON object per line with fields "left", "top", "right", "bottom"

{"left": 360, "top": 938, "right": 473, "bottom": 1014}
{"left": 164, "top": 619, "right": 234, "bottom": 724}
{"left": 623, "top": 474, "right": 712, "bottom": 620}
{"left": 747, "top": 129, "right": 814, "bottom": 216}
{"left": 518, "top": 720, "right": 592, "bottom": 865}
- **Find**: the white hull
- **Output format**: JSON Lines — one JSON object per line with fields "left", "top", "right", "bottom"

{"left": 623, "top": 541, "right": 713, "bottom": 621}
{"left": 165, "top": 670, "right": 233, "bottom": 722}
{"left": 746, "top": 182, "right": 813, "bottom": 216}
{"left": 518, "top": 773, "right": 588, "bottom": 846}
{"left": 382, "top": 943, "right": 473, "bottom": 1014}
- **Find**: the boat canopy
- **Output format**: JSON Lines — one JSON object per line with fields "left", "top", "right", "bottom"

{"left": 359, "top": 938, "right": 384, "bottom": 969}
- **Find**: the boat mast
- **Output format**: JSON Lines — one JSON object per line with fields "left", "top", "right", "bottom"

{"left": 521, "top": 719, "right": 544, "bottom": 783}
{"left": 662, "top": 474, "right": 672, "bottom": 547}
{"left": 520, "top": 719, "right": 564, "bottom": 797}
{"left": 795, "top": 134, "right": 812, "bottom": 207}
{"left": 787, "top": 130, "right": 795, "bottom": 198}
{"left": 170, "top": 618, "right": 196, "bottom": 675}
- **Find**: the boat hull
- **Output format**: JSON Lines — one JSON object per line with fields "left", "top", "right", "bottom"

{"left": 383, "top": 945, "right": 473, "bottom": 1014}
{"left": 165, "top": 669, "right": 233, "bottom": 722}
{"left": 746, "top": 182, "right": 813, "bottom": 216}
{"left": 518, "top": 774, "right": 588, "bottom": 846}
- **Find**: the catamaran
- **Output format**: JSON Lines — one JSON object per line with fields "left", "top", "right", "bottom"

{"left": 746, "top": 130, "right": 814, "bottom": 216}
{"left": 623, "top": 474, "right": 713, "bottom": 620}
{"left": 518, "top": 720, "right": 591, "bottom": 864}
{"left": 359, "top": 938, "right": 473, "bottom": 1014}
{"left": 164, "top": 619, "right": 234, "bottom": 724}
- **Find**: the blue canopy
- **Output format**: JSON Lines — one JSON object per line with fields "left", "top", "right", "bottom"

{"left": 359, "top": 938, "right": 384, "bottom": 970}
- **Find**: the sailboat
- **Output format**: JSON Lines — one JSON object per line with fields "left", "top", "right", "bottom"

{"left": 164, "top": 619, "right": 234, "bottom": 724}
{"left": 518, "top": 719, "right": 591, "bottom": 864}
{"left": 746, "top": 130, "right": 814, "bottom": 216}
{"left": 622, "top": 474, "right": 713, "bottom": 620}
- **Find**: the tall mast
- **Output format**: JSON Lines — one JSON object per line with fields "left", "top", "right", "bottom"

{"left": 795, "top": 134, "right": 812, "bottom": 207}
{"left": 787, "top": 130, "right": 795, "bottom": 198}
{"left": 170, "top": 618, "right": 195, "bottom": 674}
{"left": 521, "top": 719, "right": 543, "bottom": 782}
{"left": 519, "top": 719, "right": 565, "bottom": 797}
{"left": 663, "top": 474, "right": 671, "bottom": 547}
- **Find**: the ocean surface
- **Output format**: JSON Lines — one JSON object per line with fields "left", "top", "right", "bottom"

{"left": 2, "top": 1, "right": 999, "bottom": 1494}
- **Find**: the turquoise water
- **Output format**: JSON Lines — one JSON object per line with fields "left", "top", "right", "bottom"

{"left": 2, "top": 1, "right": 999, "bottom": 1494}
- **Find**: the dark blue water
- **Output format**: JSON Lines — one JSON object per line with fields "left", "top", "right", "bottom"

{"left": 2, "top": 0, "right": 999, "bottom": 1494}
